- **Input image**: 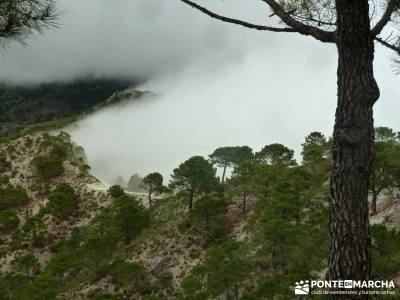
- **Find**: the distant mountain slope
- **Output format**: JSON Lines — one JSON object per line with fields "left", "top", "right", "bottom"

{"left": 0, "top": 78, "right": 139, "bottom": 137}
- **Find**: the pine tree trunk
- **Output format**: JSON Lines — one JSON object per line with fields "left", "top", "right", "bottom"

{"left": 329, "top": 1, "right": 379, "bottom": 298}
{"left": 222, "top": 165, "right": 227, "bottom": 183}
{"left": 371, "top": 185, "right": 378, "bottom": 216}
{"left": 234, "top": 281, "right": 239, "bottom": 300}
{"left": 148, "top": 186, "right": 153, "bottom": 208}
{"left": 189, "top": 189, "right": 194, "bottom": 211}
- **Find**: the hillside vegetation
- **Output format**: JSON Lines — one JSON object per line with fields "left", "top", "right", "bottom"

{"left": 0, "top": 128, "right": 400, "bottom": 299}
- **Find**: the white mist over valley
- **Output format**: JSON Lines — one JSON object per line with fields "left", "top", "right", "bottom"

{"left": 2, "top": 0, "right": 399, "bottom": 183}
{"left": 66, "top": 45, "right": 397, "bottom": 184}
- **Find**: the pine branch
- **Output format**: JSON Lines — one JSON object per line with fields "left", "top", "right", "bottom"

{"left": 371, "top": 0, "right": 400, "bottom": 37}
{"left": 260, "top": 0, "right": 335, "bottom": 43}
{"left": 0, "top": 0, "right": 60, "bottom": 48}
{"left": 375, "top": 36, "right": 400, "bottom": 55}
{"left": 179, "top": 0, "right": 296, "bottom": 32}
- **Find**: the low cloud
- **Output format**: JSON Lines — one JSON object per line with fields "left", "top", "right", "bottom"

{"left": 67, "top": 44, "right": 338, "bottom": 183}
{"left": 0, "top": 0, "right": 282, "bottom": 83}
{"left": 1, "top": 0, "right": 399, "bottom": 184}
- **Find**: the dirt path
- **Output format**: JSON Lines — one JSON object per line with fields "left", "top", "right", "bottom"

{"left": 85, "top": 179, "right": 150, "bottom": 207}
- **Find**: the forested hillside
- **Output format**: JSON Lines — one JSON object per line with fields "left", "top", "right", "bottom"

{"left": 0, "top": 78, "right": 138, "bottom": 138}
{"left": 1, "top": 129, "right": 399, "bottom": 299}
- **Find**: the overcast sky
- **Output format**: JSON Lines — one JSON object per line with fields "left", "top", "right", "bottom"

{"left": 1, "top": 0, "right": 399, "bottom": 183}
{"left": 0, "top": 0, "right": 278, "bottom": 83}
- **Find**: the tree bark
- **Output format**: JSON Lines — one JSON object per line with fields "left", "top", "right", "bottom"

{"left": 234, "top": 281, "right": 239, "bottom": 300}
{"left": 222, "top": 164, "right": 227, "bottom": 183}
{"left": 148, "top": 185, "right": 153, "bottom": 208}
{"left": 329, "top": 1, "right": 380, "bottom": 299}
{"left": 371, "top": 186, "right": 383, "bottom": 216}
{"left": 189, "top": 189, "right": 194, "bottom": 211}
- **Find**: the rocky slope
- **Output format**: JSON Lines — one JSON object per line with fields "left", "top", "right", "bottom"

{"left": 1, "top": 130, "right": 399, "bottom": 299}
{"left": 371, "top": 192, "right": 400, "bottom": 229}
{"left": 0, "top": 132, "right": 262, "bottom": 300}
{"left": 0, "top": 133, "right": 112, "bottom": 274}
{"left": 94, "top": 89, "right": 156, "bottom": 110}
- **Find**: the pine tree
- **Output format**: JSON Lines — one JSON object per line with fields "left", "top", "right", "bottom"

{"left": 0, "top": 0, "right": 59, "bottom": 48}
{"left": 178, "top": 1, "right": 400, "bottom": 289}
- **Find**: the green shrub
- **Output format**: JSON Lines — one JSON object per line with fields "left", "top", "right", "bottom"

{"left": 0, "top": 155, "right": 11, "bottom": 172}
{"left": 47, "top": 183, "right": 78, "bottom": 219}
{"left": 31, "top": 156, "right": 64, "bottom": 179}
{"left": 0, "top": 185, "right": 29, "bottom": 209}
{"left": 16, "top": 274, "right": 61, "bottom": 300}
{"left": 13, "top": 216, "right": 47, "bottom": 247}
{"left": 80, "top": 164, "right": 91, "bottom": 174}
{"left": 0, "top": 209, "right": 19, "bottom": 231}
{"left": 0, "top": 274, "right": 31, "bottom": 300}
{"left": 142, "top": 294, "right": 166, "bottom": 300}
{"left": 109, "top": 185, "right": 125, "bottom": 198}
{"left": 0, "top": 175, "right": 10, "bottom": 186}
{"left": 111, "top": 258, "right": 150, "bottom": 290}
{"left": 80, "top": 235, "right": 112, "bottom": 279}
{"left": 16, "top": 253, "right": 40, "bottom": 277}
{"left": 179, "top": 240, "right": 249, "bottom": 300}
{"left": 30, "top": 183, "right": 51, "bottom": 196}
{"left": 158, "top": 273, "right": 173, "bottom": 290}
{"left": 371, "top": 224, "right": 400, "bottom": 278}
{"left": 114, "top": 195, "right": 150, "bottom": 244}
{"left": 89, "top": 292, "right": 122, "bottom": 300}
{"left": 46, "top": 228, "right": 83, "bottom": 276}
{"left": 49, "top": 143, "right": 71, "bottom": 160}
{"left": 191, "top": 195, "right": 229, "bottom": 244}
{"left": 40, "top": 132, "right": 73, "bottom": 160}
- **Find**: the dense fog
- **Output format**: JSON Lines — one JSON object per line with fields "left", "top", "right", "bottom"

{"left": 1, "top": 0, "right": 399, "bottom": 183}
